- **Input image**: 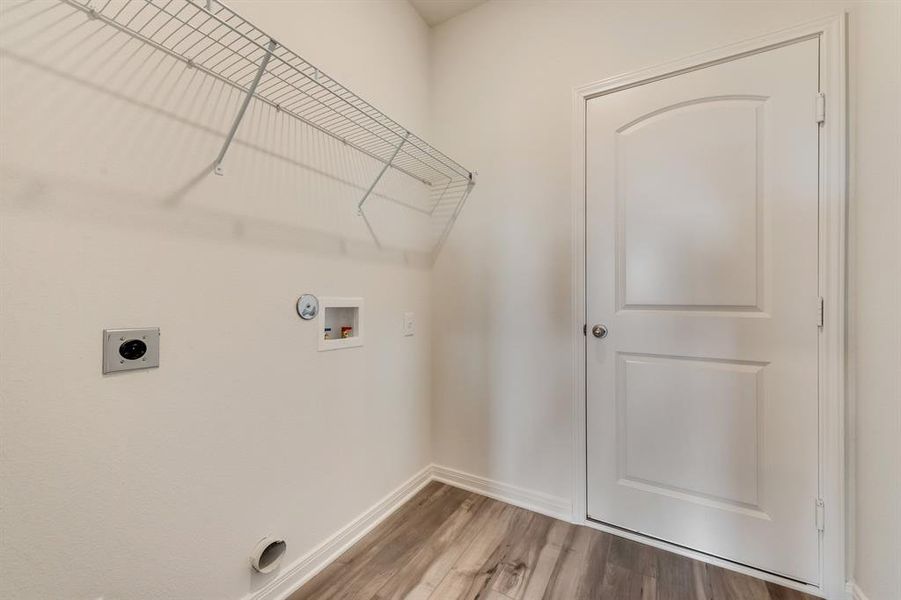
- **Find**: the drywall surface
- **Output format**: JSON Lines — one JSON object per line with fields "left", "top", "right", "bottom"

{"left": 0, "top": 1, "right": 432, "bottom": 599}
{"left": 847, "top": 4, "right": 901, "bottom": 599}
{"left": 429, "top": 2, "right": 900, "bottom": 598}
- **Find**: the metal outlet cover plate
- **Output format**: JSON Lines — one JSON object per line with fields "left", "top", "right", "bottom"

{"left": 103, "top": 328, "right": 160, "bottom": 374}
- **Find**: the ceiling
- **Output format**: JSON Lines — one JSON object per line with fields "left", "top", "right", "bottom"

{"left": 408, "top": 0, "right": 487, "bottom": 26}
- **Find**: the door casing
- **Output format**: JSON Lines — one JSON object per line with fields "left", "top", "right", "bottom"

{"left": 570, "top": 14, "right": 847, "bottom": 599}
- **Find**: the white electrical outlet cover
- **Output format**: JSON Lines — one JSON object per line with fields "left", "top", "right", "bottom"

{"left": 102, "top": 328, "right": 160, "bottom": 374}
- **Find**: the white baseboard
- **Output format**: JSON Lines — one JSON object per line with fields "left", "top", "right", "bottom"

{"left": 430, "top": 464, "right": 573, "bottom": 522}
{"left": 246, "top": 464, "right": 851, "bottom": 600}
{"left": 246, "top": 463, "right": 572, "bottom": 600}
{"left": 246, "top": 464, "right": 433, "bottom": 600}
{"left": 247, "top": 464, "right": 857, "bottom": 600}
{"left": 846, "top": 581, "right": 871, "bottom": 600}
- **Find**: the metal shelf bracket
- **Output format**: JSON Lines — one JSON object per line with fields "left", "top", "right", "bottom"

{"left": 431, "top": 171, "right": 476, "bottom": 260}
{"left": 213, "top": 38, "right": 278, "bottom": 176}
{"left": 63, "top": 0, "right": 475, "bottom": 261}
{"left": 357, "top": 131, "right": 411, "bottom": 214}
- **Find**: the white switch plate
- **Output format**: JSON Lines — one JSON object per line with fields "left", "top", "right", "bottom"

{"left": 403, "top": 312, "right": 415, "bottom": 336}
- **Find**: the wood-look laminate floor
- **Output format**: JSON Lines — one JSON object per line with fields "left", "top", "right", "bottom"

{"left": 289, "top": 482, "right": 817, "bottom": 600}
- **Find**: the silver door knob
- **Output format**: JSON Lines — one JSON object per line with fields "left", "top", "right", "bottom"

{"left": 591, "top": 324, "right": 608, "bottom": 339}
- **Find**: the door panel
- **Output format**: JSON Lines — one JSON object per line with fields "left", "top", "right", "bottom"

{"left": 586, "top": 38, "right": 820, "bottom": 583}
{"left": 617, "top": 353, "right": 765, "bottom": 512}
{"left": 618, "top": 97, "right": 765, "bottom": 310}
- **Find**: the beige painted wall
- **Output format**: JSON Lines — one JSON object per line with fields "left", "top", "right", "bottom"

{"left": 429, "top": 2, "right": 900, "bottom": 598}
{"left": 2, "top": 1, "right": 898, "bottom": 598}
{"left": 0, "top": 1, "right": 432, "bottom": 599}
{"left": 847, "top": 4, "right": 901, "bottom": 598}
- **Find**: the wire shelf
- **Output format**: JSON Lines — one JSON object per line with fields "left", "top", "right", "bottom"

{"left": 61, "top": 0, "right": 475, "bottom": 258}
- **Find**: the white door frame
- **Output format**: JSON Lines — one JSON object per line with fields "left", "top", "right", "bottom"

{"left": 570, "top": 14, "right": 847, "bottom": 599}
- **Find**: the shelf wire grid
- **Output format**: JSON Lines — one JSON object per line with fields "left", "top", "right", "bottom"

{"left": 60, "top": 0, "right": 475, "bottom": 257}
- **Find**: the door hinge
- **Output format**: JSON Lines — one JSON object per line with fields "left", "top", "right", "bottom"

{"left": 817, "top": 296, "right": 825, "bottom": 328}
{"left": 583, "top": 324, "right": 587, "bottom": 336}
{"left": 816, "top": 92, "right": 826, "bottom": 124}
{"left": 815, "top": 498, "right": 825, "bottom": 532}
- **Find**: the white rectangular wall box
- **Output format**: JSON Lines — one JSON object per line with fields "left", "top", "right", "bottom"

{"left": 318, "top": 298, "right": 364, "bottom": 351}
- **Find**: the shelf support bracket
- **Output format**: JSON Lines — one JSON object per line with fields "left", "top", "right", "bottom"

{"left": 357, "top": 132, "right": 410, "bottom": 214}
{"left": 432, "top": 171, "right": 476, "bottom": 260}
{"left": 213, "top": 38, "right": 278, "bottom": 175}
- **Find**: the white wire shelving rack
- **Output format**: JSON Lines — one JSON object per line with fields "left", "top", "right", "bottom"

{"left": 63, "top": 0, "right": 476, "bottom": 258}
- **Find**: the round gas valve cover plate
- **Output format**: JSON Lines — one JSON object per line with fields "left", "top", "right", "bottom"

{"left": 296, "top": 294, "right": 319, "bottom": 320}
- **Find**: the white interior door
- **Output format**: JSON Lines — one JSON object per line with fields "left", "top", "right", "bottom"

{"left": 585, "top": 38, "right": 821, "bottom": 583}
